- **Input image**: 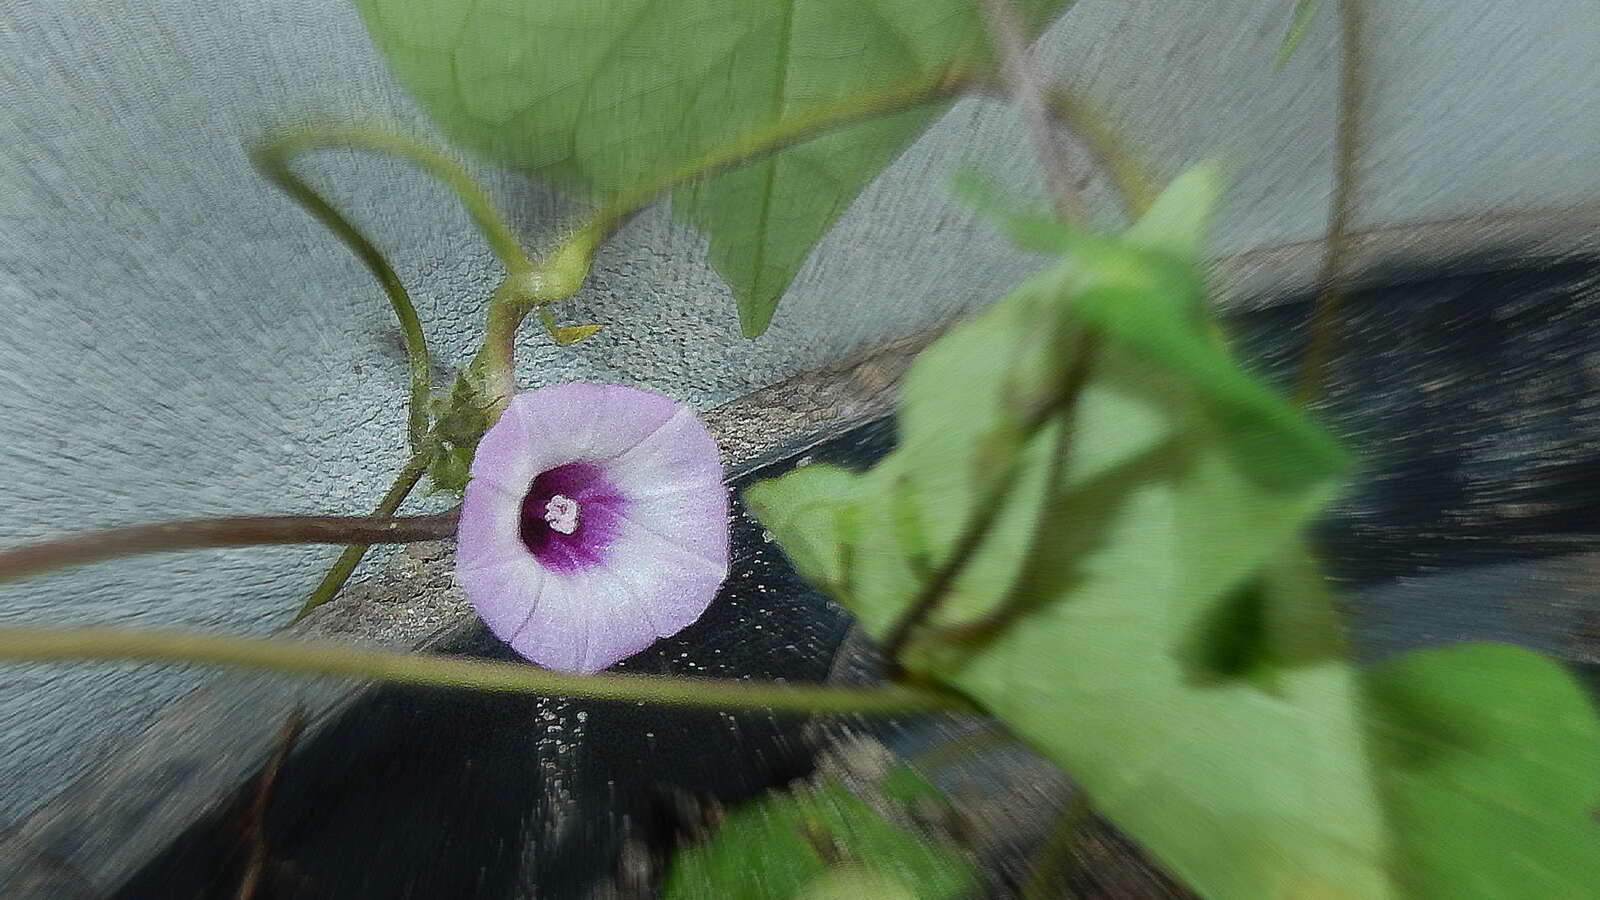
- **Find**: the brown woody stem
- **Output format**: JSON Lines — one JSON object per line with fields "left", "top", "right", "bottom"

{"left": 979, "top": 0, "right": 1084, "bottom": 223}
{"left": 1297, "top": 0, "right": 1366, "bottom": 404}
{"left": 0, "top": 509, "right": 459, "bottom": 585}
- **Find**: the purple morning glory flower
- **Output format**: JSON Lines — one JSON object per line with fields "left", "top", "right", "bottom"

{"left": 454, "top": 383, "right": 730, "bottom": 674}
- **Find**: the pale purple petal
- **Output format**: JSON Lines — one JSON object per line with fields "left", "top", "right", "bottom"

{"left": 455, "top": 383, "right": 730, "bottom": 674}
{"left": 604, "top": 408, "right": 726, "bottom": 500}
{"left": 456, "top": 557, "right": 545, "bottom": 642}
{"left": 456, "top": 478, "right": 525, "bottom": 571}
{"left": 464, "top": 404, "right": 544, "bottom": 495}
{"left": 603, "top": 520, "right": 729, "bottom": 637}
{"left": 569, "top": 573, "right": 659, "bottom": 674}
{"left": 612, "top": 483, "right": 730, "bottom": 576}
{"left": 505, "top": 383, "right": 680, "bottom": 469}
{"left": 507, "top": 578, "right": 586, "bottom": 675}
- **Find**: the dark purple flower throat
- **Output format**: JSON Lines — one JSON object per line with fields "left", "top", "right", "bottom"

{"left": 517, "top": 462, "right": 626, "bottom": 573}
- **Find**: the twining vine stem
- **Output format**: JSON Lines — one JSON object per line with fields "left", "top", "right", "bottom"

{"left": 902, "top": 5, "right": 1107, "bottom": 891}
{"left": 0, "top": 81, "right": 1149, "bottom": 599}
{"left": 465, "top": 69, "right": 1146, "bottom": 432}
{"left": 251, "top": 133, "right": 436, "bottom": 450}
{"left": 254, "top": 125, "right": 535, "bottom": 276}
{"left": 969, "top": 77, "right": 1154, "bottom": 219}
{"left": 0, "top": 62, "right": 1153, "bottom": 683}
{"left": 257, "top": 69, "right": 1154, "bottom": 437}
{"left": 468, "top": 68, "right": 1148, "bottom": 374}
{"left": 250, "top": 126, "right": 543, "bottom": 609}
{"left": 232, "top": 707, "right": 305, "bottom": 900}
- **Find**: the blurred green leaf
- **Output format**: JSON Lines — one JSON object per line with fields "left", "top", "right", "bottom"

{"left": 1121, "top": 163, "right": 1219, "bottom": 258}
{"left": 352, "top": 0, "right": 1072, "bottom": 336}
{"left": 758, "top": 169, "right": 1347, "bottom": 638}
{"left": 1364, "top": 643, "right": 1600, "bottom": 897}
{"left": 663, "top": 773, "right": 971, "bottom": 900}
{"left": 745, "top": 463, "right": 861, "bottom": 599}
{"left": 1275, "top": 0, "right": 1323, "bottom": 69}
{"left": 794, "top": 865, "right": 918, "bottom": 900}
{"left": 958, "top": 164, "right": 1347, "bottom": 490}
{"left": 948, "top": 170, "right": 1067, "bottom": 253}
{"left": 961, "top": 541, "right": 1396, "bottom": 898}
{"left": 747, "top": 168, "right": 1600, "bottom": 897}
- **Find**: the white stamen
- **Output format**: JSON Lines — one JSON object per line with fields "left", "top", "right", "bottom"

{"left": 543, "top": 494, "right": 579, "bottom": 534}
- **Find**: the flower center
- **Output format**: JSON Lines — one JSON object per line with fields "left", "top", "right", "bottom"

{"left": 518, "top": 462, "right": 625, "bottom": 573}
{"left": 543, "top": 494, "right": 579, "bottom": 534}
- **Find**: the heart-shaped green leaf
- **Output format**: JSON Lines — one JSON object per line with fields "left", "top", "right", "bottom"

{"left": 353, "top": 0, "right": 1073, "bottom": 335}
{"left": 1363, "top": 642, "right": 1600, "bottom": 897}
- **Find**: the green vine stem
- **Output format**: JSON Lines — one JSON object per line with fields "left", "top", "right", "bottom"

{"left": 458, "top": 80, "right": 965, "bottom": 416}
{"left": 1030, "top": 86, "right": 1154, "bottom": 220}
{"left": 258, "top": 80, "right": 1151, "bottom": 436}
{"left": 252, "top": 125, "right": 543, "bottom": 611}
{"left": 249, "top": 81, "right": 1147, "bottom": 615}
{"left": 234, "top": 707, "right": 305, "bottom": 900}
{"left": 250, "top": 133, "right": 434, "bottom": 449}
{"left": 587, "top": 77, "right": 974, "bottom": 240}
{"left": 0, "top": 626, "right": 968, "bottom": 714}
{"left": 465, "top": 74, "right": 1152, "bottom": 414}
{"left": 295, "top": 453, "right": 430, "bottom": 620}
{"left": 583, "top": 73, "right": 1150, "bottom": 242}
{"left": 467, "top": 221, "right": 604, "bottom": 418}
{"left": 255, "top": 124, "right": 536, "bottom": 276}
{"left": 0, "top": 507, "right": 457, "bottom": 586}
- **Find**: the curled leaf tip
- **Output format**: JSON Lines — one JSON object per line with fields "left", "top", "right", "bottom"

{"left": 552, "top": 323, "right": 604, "bottom": 345}
{"left": 537, "top": 305, "right": 604, "bottom": 345}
